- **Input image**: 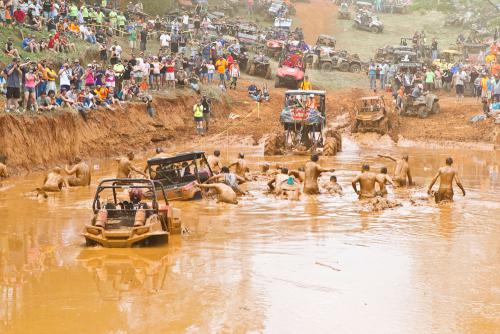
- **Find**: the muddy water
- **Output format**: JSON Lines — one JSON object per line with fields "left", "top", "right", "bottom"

{"left": 0, "top": 140, "right": 499, "bottom": 334}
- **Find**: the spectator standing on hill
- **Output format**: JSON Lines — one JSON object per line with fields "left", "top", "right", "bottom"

{"left": 3, "top": 57, "right": 22, "bottom": 113}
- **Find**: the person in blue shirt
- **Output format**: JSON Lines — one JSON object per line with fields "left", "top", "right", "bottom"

{"left": 368, "top": 62, "right": 377, "bottom": 90}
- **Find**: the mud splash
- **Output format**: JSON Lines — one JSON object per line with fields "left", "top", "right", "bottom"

{"left": 0, "top": 142, "right": 499, "bottom": 333}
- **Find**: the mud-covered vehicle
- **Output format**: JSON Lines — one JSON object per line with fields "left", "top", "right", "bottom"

{"left": 399, "top": 94, "right": 440, "bottom": 118}
{"left": 351, "top": 96, "right": 391, "bottom": 135}
{"left": 316, "top": 34, "right": 337, "bottom": 48}
{"left": 338, "top": 2, "right": 351, "bottom": 19}
{"left": 146, "top": 151, "right": 213, "bottom": 201}
{"left": 266, "top": 39, "right": 285, "bottom": 59}
{"left": 354, "top": 12, "right": 384, "bottom": 33}
{"left": 82, "top": 179, "right": 181, "bottom": 248}
{"left": 275, "top": 52, "right": 306, "bottom": 88}
{"left": 247, "top": 54, "right": 273, "bottom": 79}
{"left": 264, "top": 90, "right": 342, "bottom": 156}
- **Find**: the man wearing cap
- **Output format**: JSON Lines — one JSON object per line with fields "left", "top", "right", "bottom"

{"left": 2, "top": 57, "right": 22, "bottom": 112}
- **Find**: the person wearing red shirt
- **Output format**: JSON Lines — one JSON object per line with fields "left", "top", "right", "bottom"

{"left": 13, "top": 8, "right": 26, "bottom": 24}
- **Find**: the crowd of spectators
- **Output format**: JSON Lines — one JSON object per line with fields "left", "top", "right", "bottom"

{"left": 0, "top": 1, "right": 258, "bottom": 115}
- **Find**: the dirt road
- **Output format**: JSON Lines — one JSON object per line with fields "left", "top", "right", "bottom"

{"left": 294, "top": 0, "right": 338, "bottom": 43}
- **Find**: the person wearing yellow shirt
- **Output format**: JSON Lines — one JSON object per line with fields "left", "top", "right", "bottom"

{"left": 46, "top": 64, "right": 58, "bottom": 94}
{"left": 109, "top": 10, "right": 117, "bottom": 30}
{"left": 215, "top": 56, "right": 227, "bottom": 88}
{"left": 95, "top": 9, "right": 105, "bottom": 25}
{"left": 300, "top": 76, "right": 312, "bottom": 90}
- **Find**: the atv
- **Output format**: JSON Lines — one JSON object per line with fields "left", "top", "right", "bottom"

{"left": 82, "top": 179, "right": 182, "bottom": 248}
{"left": 399, "top": 94, "right": 440, "bottom": 118}
{"left": 264, "top": 90, "right": 342, "bottom": 156}
{"left": 247, "top": 54, "right": 273, "bottom": 79}
{"left": 275, "top": 52, "right": 306, "bottom": 88}
{"left": 338, "top": 2, "right": 351, "bottom": 19}
{"left": 266, "top": 39, "right": 286, "bottom": 59}
{"left": 351, "top": 96, "right": 391, "bottom": 135}
{"left": 353, "top": 12, "right": 384, "bottom": 33}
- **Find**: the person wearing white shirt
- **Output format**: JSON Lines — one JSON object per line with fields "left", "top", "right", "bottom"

{"left": 159, "top": 32, "right": 170, "bottom": 49}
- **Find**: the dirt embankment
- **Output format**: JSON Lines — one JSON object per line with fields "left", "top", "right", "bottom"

{"left": 0, "top": 94, "right": 214, "bottom": 173}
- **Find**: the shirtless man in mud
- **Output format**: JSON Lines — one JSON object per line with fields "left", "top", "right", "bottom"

{"left": 376, "top": 166, "right": 394, "bottom": 197}
{"left": 116, "top": 152, "right": 147, "bottom": 178}
{"left": 206, "top": 166, "right": 247, "bottom": 195}
{"left": 304, "top": 154, "right": 334, "bottom": 195}
{"left": 352, "top": 164, "right": 383, "bottom": 199}
{"left": 207, "top": 150, "right": 222, "bottom": 174}
{"left": 427, "top": 157, "right": 466, "bottom": 203}
{"left": 268, "top": 167, "right": 290, "bottom": 194}
{"left": 196, "top": 182, "right": 238, "bottom": 204}
{"left": 37, "top": 167, "right": 68, "bottom": 197}
{"left": 65, "top": 157, "right": 91, "bottom": 186}
{"left": 228, "top": 153, "right": 248, "bottom": 178}
{"left": 378, "top": 154, "right": 413, "bottom": 187}
{"left": 324, "top": 175, "right": 343, "bottom": 196}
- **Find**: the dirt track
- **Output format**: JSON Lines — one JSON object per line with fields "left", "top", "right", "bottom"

{"left": 294, "top": 0, "right": 337, "bottom": 43}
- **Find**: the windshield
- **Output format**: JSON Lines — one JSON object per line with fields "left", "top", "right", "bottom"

{"left": 359, "top": 99, "right": 383, "bottom": 112}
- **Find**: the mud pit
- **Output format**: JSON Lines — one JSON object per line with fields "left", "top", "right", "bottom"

{"left": 1, "top": 139, "right": 499, "bottom": 333}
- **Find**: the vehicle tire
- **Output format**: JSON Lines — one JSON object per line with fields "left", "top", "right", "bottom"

{"left": 349, "top": 63, "right": 361, "bottom": 73}
{"left": 265, "top": 66, "right": 272, "bottom": 79}
{"left": 323, "top": 137, "right": 337, "bottom": 156}
{"left": 379, "top": 119, "right": 389, "bottom": 135}
{"left": 371, "top": 26, "right": 379, "bottom": 33}
{"left": 275, "top": 77, "right": 281, "bottom": 88}
{"left": 338, "top": 62, "right": 349, "bottom": 72}
{"left": 264, "top": 134, "right": 278, "bottom": 156}
{"left": 296, "top": 80, "right": 302, "bottom": 89}
{"left": 431, "top": 102, "right": 440, "bottom": 114}
{"left": 417, "top": 106, "right": 428, "bottom": 118}
{"left": 351, "top": 120, "right": 360, "bottom": 133}
{"left": 85, "top": 238, "right": 98, "bottom": 247}
{"left": 354, "top": 21, "right": 359, "bottom": 29}
{"left": 321, "top": 62, "right": 333, "bottom": 71}
{"left": 249, "top": 63, "right": 256, "bottom": 75}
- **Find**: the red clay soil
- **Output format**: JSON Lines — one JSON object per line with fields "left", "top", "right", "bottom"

{"left": 397, "top": 96, "right": 496, "bottom": 143}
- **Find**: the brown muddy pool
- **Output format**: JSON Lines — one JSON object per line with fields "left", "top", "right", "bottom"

{"left": 0, "top": 139, "right": 499, "bottom": 334}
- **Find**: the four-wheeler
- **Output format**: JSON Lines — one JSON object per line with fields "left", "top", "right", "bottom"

{"left": 146, "top": 151, "right": 213, "bottom": 201}
{"left": 338, "top": 2, "right": 351, "bottom": 19}
{"left": 399, "top": 94, "right": 440, "bottom": 118}
{"left": 316, "top": 34, "right": 337, "bottom": 49}
{"left": 351, "top": 96, "right": 391, "bottom": 135}
{"left": 266, "top": 39, "right": 286, "bottom": 59}
{"left": 353, "top": 12, "right": 384, "bottom": 33}
{"left": 264, "top": 90, "right": 342, "bottom": 156}
{"left": 275, "top": 52, "right": 306, "bottom": 88}
{"left": 247, "top": 54, "right": 273, "bottom": 79}
{"left": 82, "top": 179, "right": 181, "bottom": 248}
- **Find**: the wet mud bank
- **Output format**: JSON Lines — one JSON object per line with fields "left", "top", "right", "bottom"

{"left": 0, "top": 94, "right": 222, "bottom": 174}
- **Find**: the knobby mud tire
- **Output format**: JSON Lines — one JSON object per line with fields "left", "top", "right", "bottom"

{"left": 323, "top": 137, "right": 337, "bottom": 156}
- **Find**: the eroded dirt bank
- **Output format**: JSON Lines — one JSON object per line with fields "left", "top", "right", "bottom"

{"left": 0, "top": 94, "right": 208, "bottom": 173}
{"left": 1, "top": 85, "right": 498, "bottom": 174}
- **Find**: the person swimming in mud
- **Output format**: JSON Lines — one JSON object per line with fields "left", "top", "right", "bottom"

{"left": 268, "top": 167, "right": 290, "bottom": 194}
{"left": 206, "top": 166, "right": 247, "bottom": 195}
{"left": 324, "top": 175, "right": 343, "bottom": 196}
{"left": 376, "top": 166, "right": 394, "bottom": 197}
{"left": 207, "top": 150, "right": 222, "bottom": 174}
{"left": 116, "top": 152, "right": 147, "bottom": 178}
{"left": 196, "top": 182, "right": 238, "bottom": 204}
{"left": 304, "top": 154, "right": 334, "bottom": 195}
{"left": 153, "top": 147, "right": 168, "bottom": 158}
{"left": 378, "top": 154, "right": 413, "bottom": 187}
{"left": 228, "top": 153, "right": 248, "bottom": 178}
{"left": 36, "top": 167, "right": 68, "bottom": 197}
{"left": 289, "top": 167, "right": 306, "bottom": 183}
{"left": 65, "top": 157, "right": 91, "bottom": 186}
{"left": 427, "top": 157, "right": 466, "bottom": 203}
{"left": 352, "top": 164, "right": 383, "bottom": 199}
